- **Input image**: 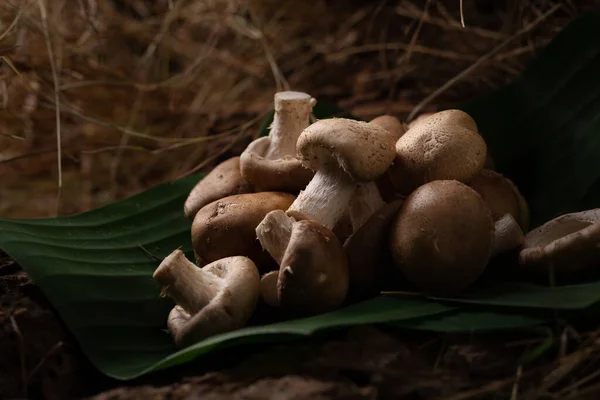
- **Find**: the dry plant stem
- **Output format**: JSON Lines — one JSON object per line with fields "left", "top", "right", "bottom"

{"left": 265, "top": 91, "right": 316, "bottom": 159}
{"left": 288, "top": 166, "right": 357, "bottom": 230}
{"left": 255, "top": 210, "right": 294, "bottom": 265}
{"left": 36, "top": 0, "right": 62, "bottom": 216}
{"left": 407, "top": 3, "right": 562, "bottom": 122}
{"left": 153, "top": 250, "right": 222, "bottom": 315}
{"left": 492, "top": 213, "right": 525, "bottom": 256}
{"left": 349, "top": 182, "right": 386, "bottom": 231}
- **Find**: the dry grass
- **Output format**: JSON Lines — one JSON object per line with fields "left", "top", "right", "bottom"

{"left": 0, "top": 0, "right": 596, "bottom": 218}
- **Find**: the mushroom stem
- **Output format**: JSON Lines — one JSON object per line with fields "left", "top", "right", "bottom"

{"left": 255, "top": 210, "right": 294, "bottom": 264}
{"left": 492, "top": 213, "right": 525, "bottom": 256}
{"left": 349, "top": 182, "right": 386, "bottom": 231}
{"left": 260, "top": 270, "right": 280, "bottom": 308}
{"left": 265, "top": 91, "right": 316, "bottom": 159}
{"left": 287, "top": 166, "right": 357, "bottom": 230}
{"left": 153, "top": 250, "right": 223, "bottom": 315}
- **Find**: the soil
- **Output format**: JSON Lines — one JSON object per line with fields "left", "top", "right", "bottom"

{"left": 2, "top": 250, "right": 600, "bottom": 400}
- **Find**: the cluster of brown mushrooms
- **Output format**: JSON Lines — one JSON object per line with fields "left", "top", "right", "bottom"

{"left": 152, "top": 91, "right": 600, "bottom": 348}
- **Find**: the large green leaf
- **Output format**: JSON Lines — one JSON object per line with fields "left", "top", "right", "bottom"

{"left": 460, "top": 12, "right": 600, "bottom": 227}
{"left": 1, "top": 13, "right": 600, "bottom": 381}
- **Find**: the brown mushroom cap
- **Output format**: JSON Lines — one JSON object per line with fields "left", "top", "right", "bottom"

{"left": 519, "top": 209, "right": 600, "bottom": 276}
{"left": 409, "top": 109, "right": 477, "bottom": 132}
{"left": 296, "top": 118, "right": 398, "bottom": 182}
{"left": 389, "top": 180, "right": 495, "bottom": 295}
{"left": 192, "top": 192, "right": 295, "bottom": 272}
{"left": 389, "top": 110, "right": 487, "bottom": 195}
{"left": 344, "top": 199, "right": 404, "bottom": 302}
{"left": 469, "top": 169, "right": 530, "bottom": 232}
{"left": 277, "top": 218, "right": 349, "bottom": 316}
{"left": 369, "top": 115, "right": 407, "bottom": 141}
{"left": 240, "top": 137, "right": 314, "bottom": 192}
{"left": 153, "top": 251, "right": 260, "bottom": 347}
{"left": 183, "top": 157, "right": 253, "bottom": 220}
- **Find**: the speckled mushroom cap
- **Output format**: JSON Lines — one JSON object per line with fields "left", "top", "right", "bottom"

{"left": 519, "top": 209, "right": 600, "bottom": 276}
{"left": 183, "top": 157, "right": 253, "bottom": 220}
{"left": 240, "top": 137, "right": 314, "bottom": 192}
{"left": 389, "top": 110, "right": 487, "bottom": 195}
{"left": 369, "top": 115, "right": 407, "bottom": 140}
{"left": 296, "top": 118, "right": 398, "bottom": 182}
{"left": 191, "top": 192, "right": 295, "bottom": 272}
{"left": 469, "top": 169, "right": 530, "bottom": 232}
{"left": 155, "top": 252, "right": 260, "bottom": 348}
{"left": 409, "top": 109, "right": 477, "bottom": 132}
{"left": 389, "top": 180, "right": 495, "bottom": 295}
{"left": 277, "top": 218, "right": 349, "bottom": 316}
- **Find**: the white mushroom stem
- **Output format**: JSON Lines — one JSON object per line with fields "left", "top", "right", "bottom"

{"left": 287, "top": 166, "right": 358, "bottom": 230}
{"left": 152, "top": 250, "right": 223, "bottom": 315}
{"left": 255, "top": 210, "right": 294, "bottom": 264}
{"left": 492, "top": 213, "right": 525, "bottom": 256}
{"left": 265, "top": 91, "right": 316, "bottom": 159}
{"left": 349, "top": 182, "right": 386, "bottom": 231}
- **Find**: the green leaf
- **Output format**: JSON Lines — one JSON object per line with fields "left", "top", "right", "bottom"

{"left": 396, "top": 310, "right": 546, "bottom": 333}
{"left": 0, "top": 179, "right": 452, "bottom": 379}
{"left": 460, "top": 12, "right": 600, "bottom": 227}
{"left": 419, "top": 281, "right": 600, "bottom": 310}
{"left": 2, "top": 13, "right": 600, "bottom": 381}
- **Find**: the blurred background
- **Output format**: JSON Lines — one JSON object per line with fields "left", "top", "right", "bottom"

{"left": 0, "top": 0, "right": 597, "bottom": 218}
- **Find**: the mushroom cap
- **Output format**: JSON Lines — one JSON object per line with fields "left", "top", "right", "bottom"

{"left": 296, "top": 118, "right": 397, "bottom": 182}
{"left": 409, "top": 109, "right": 477, "bottom": 132}
{"left": 183, "top": 157, "right": 253, "bottom": 220}
{"left": 390, "top": 180, "right": 495, "bottom": 295}
{"left": 369, "top": 115, "right": 407, "bottom": 141}
{"left": 166, "top": 256, "right": 260, "bottom": 347}
{"left": 192, "top": 192, "right": 295, "bottom": 272}
{"left": 240, "top": 136, "right": 315, "bottom": 192}
{"left": 469, "top": 169, "right": 530, "bottom": 232}
{"left": 343, "top": 199, "right": 404, "bottom": 302}
{"left": 390, "top": 110, "right": 487, "bottom": 195}
{"left": 519, "top": 209, "right": 600, "bottom": 276}
{"left": 278, "top": 219, "right": 349, "bottom": 316}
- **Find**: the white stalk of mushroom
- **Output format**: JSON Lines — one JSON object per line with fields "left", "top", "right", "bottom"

{"left": 255, "top": 118, "right": 398, "bottom": 315}
{"left": 240, "top": 91, "right": 316, "bottom": 192}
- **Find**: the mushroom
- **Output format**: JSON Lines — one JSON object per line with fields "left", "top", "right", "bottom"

{"left": 469, "top": 169, "right": 530, "bottom": 232}
{"left": 183, "top": 157, "right": 253, "bottom": 220}
{"left": 388, "top": 110, "right": 487, "bottom": 196}
{"left": 519, "top": 209, "right": 600, "bottom": 278}
{"left": 259, "top": 270, "right": 280, "bottom": 308}
{"left": 192, "top": 192, "right": 295, "bottom": 273}
{"left": 370, "top": 115, "right": 409, "bottom": 203}
{"left": 153, "top": 250, "right": 260, "bottom": 347}
{"left": 256, "top": 210, "right": 349, "bottom": 316}
{"left": 287, "top": 118, "right": 398, "bottom": 230}
{"left": 240, "top": 91, "right": 316, "bottom": 192}
{"left": 389, "top": 180, "right": 495, "bottom": 295}
{"left": 493, "top": 213, "right": 525, "bottom": 256}
{"left": 343, "top": 199, "right": 404, "bottom": 302}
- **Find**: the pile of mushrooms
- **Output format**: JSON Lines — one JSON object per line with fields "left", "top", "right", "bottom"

{"left": 152, "top": 91, "right": 600, "bottom": 348}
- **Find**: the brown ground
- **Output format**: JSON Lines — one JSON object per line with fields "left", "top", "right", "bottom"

{"left": 2, "top": 1, "right": 600, "bottom": 399}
